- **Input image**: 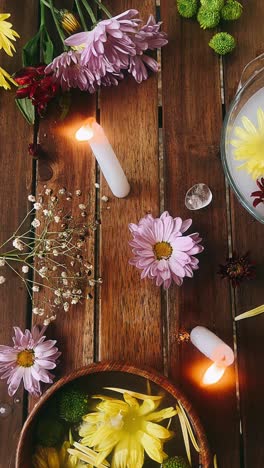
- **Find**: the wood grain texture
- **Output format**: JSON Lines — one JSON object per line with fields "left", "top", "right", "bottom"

{"left": 160, "top": 2, "right": 240, "bottom": 467}
{"left": 0, "top": 1, "right": 38, "bottom": 466}
{"left": 223, "top": 2, "right": 264, "bottom": 466}
{"left": 30, "top": 91, "right": 97, "bottom": 384}
{"left": 28, "top": 1, "right": 97, "bottom": 414}
{"left": 98, "top": 1, "right": 163, "bottom": 369}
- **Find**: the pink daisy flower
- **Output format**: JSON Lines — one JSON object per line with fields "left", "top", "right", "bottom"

{"left": 129, "top": 211, "right": 204, "bottom": 289}
{"left": 0, "top": 326, "right": 61, "bottom": 396}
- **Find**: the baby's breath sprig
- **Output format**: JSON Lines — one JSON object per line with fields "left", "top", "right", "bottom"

{"left": 0, "top": 186, "right": 100, "bottom": 325}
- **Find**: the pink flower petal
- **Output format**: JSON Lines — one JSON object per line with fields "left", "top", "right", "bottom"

{"left": 8, "top": 367, "right": 24, "bottom": 396}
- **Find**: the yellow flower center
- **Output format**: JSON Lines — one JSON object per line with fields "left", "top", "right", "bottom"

{"left": 123, "top": 409, "right": 142, "bottom": 434}
{"left": 153, "top": 242, "right": 173, "bottom": 260}
{"left": 17, "top": 349, "right": 35, "bottom": 367}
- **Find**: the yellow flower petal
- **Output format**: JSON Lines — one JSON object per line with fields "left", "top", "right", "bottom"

{"left": 145, "top": 407, "right": 177, "bottom": 422}
{"left": 234, "top": 126, "right": 250, "bottom": 141}
{"left": 257, "top": 108, "right": 264, "bottom": 133}
{"left": 0, "top": 13, "right": 19, "bottom": 57}
{"left": 137, "top": 431, "right": 164, "bottom": 463}
{"left": 72, "top": 442, "right": 110, "bottom": 467}
{"left": 123, "top": 392, "right": 140, "bottom": 409}
{"left": 111, "top": 436, "right": 130, "bottom": 468}
{"left": 96, "top": 432, "right": 122, "bottom": 452}
{"left": 128, "top": 437, "right": 144, "bottom": 468}
{"left": 235, "top": 304, "right": 264, "bottom": 321}
{"left": 97, "top": 399, "right": 128, "bottom": 414}
{"left": 104, "top": 387, "right": 163, "bottom": 401}
{"left": 143, "top": 421, "right": 172, "bottom": 440}
{"left": 242, "top": 116, "right": 257, "bottom": 134}
{"left": 137, "top": 399, "right": 159, "bottom": 416}
{"left": 0, "top": 66, "right": 17, "bottom": 90}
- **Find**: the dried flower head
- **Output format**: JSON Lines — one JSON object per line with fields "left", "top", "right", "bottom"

{"left": 251, "top": 178, "right": 264, "bottom": 208}
{"left": 219, "top": 253, "right": 255, "bottom": 287}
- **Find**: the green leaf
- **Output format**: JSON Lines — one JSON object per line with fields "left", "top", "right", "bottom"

{"left": 41, "top": 25, "right": 54, "bottom": 64}
{"left": 22, "top": 29, "right": 41, "bottom": 66}
{"left": 22, "top": 25, "right": 54, "bottom": 66}
{"left": 15, "top": 98, "right": 35, "bottom": 125}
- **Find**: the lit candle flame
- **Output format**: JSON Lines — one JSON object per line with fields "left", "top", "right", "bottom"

{"left": 202, "top": 362, "right": 226, "bottom": 385}
{"left": 75, "top": 117, "right": 95, "bottom": 141}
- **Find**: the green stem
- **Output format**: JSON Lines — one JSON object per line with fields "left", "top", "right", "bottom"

{"left": 40, "top": 0, "right": 59, "bottom": 14}
{"left": 40, "top": 0, "right": 46, "bottom": 26}
{"left": 92, "top": 0, "right": 112, "bottom": 19}
{"left": 81, "top": 0, "right": 97, "bottom": 25}
{"left": 75, "top": 0, "right": 88, "bottom": 31}
{"left": 46, "top": 0, "right": 66, "bottom": 48}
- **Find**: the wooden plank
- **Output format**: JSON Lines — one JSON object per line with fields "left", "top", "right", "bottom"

{"left": 99, "top": 0, "right": 163, "bottom": 370}
{"left": 0, "top": 0, "right": 38, "bottom": 465}
{"left": 223, "top": 3, "right": 264, "bottom": 466}
{"left": 160, "top": 2, "right": 240, "bottom": 466}
{"left": 29, "top": 0, "right": 97, "bottom": 408}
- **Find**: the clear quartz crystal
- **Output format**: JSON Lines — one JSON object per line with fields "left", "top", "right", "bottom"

{"left": 0, "top": 402, "right": 12, "bottom": 418}
{"left": 185, "top": 183, "right": 212, "bottom": 210}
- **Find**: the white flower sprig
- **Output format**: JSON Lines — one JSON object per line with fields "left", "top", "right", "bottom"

{"left": 0, "top": 186, "right": 102, "bottom": 325}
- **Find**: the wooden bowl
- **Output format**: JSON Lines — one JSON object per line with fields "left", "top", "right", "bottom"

{"left": 16, "top": 361, "right": 211, "bottom": 468}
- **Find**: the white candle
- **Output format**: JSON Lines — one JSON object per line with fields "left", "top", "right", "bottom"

{"left": 76, "top": 118, "right": 130, "bottom": 198}
{"left": 190, "top": 326, "right": 234, "bottom": 367}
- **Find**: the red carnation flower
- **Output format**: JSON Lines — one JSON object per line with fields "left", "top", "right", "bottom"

{"left": 14, "top": 65, "right": 59, "bottom": 115}
{"left": 251, "top": 178, "right": 264, "bottom": 208}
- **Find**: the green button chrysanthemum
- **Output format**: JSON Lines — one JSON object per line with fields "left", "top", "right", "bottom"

{"left": 197, "top": 6, "right": 221, "bottom": 29}
{"left": 209, "top": 32, "right": 236, "bottom": 55}
{"left": 201, "top": 0, "right": 224, "bottom": 10}
{"left": 177, "top": 0, "right": 198, "bottom": 18}
{"left": 162, "top": 455, "right": 191, "bottom": 468}
{"left": 221, "top": 0, "right": 243, "bottom": 21}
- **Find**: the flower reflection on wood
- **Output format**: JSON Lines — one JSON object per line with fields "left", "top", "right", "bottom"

{"left": 0, "top": 186, "right": 101, "bottom": 325}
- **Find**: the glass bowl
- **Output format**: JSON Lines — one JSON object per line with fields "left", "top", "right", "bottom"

{"left": 221, "top": 53, "right": 264, "bottom": 223}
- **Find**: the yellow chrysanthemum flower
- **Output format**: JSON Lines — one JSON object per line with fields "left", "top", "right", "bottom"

{"left": 32, "top": 433, "right": 86, "bottom": 468}
{"left": 77, "top": 388, "right": 177, "bottom": 468}
{"left": 0, "top": 13, "right": 20, "bottom": 56}
{"left": 0, "top": 66, "right": 17, "bottom": 90}
{"left": 231, "top": 108, "right": 264, "bottom": 179}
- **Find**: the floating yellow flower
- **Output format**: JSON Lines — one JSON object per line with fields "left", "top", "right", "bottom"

{"left": 32, "top": 433, "right": 84, "bottom": 468}
{"left": 78, "top": 388, "right": 177, "bottom": 468}
{"left": 0, "top": 13, "right": 19, "bottom": 56}
{"left": 231, "top": 108, "right": 264, "bottom": 179}
{"left": 0, "top": 66, "right": 17, "bottom": 90}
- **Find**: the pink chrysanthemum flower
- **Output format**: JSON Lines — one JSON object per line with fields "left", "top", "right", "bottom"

{"left": 129, "top": 15, "right": 168, "bottom": 83}
{"left": 0, "top": 326, "right": 60, "bottom": 396}
{"left": 45, "top": 50, "right": 97, "bottom": 92}
{"left": 50, "top": 9, "right": 168, "bottom": 90}
{"left": 64, "top": 10, "right": 139, "bottom": 72}
{"left": 129, "top": 211, "right": 204, "bottom": 289}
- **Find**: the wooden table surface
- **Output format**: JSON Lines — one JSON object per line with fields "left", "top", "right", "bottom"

{"left": 0, "top": 1, "right": 264, "bottom": 467}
